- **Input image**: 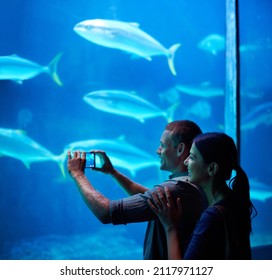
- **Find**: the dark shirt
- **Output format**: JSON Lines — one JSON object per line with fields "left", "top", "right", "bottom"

{"left": 109, "top": 173, "right": 207, "bottom": 259}
{"left": 184, "top": 198, "right": 252, "bottom": 260}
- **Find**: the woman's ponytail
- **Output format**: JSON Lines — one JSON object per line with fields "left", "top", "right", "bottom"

{"left": 230, "top": 164, "right": 257, "bottom": 232}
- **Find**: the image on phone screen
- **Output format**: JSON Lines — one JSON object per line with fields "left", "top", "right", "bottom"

{"left": 85, "top": 152, "right": 95, "bottom": 168}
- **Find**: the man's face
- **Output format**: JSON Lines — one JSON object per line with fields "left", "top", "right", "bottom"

{"left": 156, "top": 130, "right": 180, "bottom": 172}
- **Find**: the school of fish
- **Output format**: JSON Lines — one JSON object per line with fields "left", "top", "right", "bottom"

{"left": 0, "top": 18, "right": 271, "bottom": 193}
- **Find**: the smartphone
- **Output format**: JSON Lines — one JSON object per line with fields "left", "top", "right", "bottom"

{"left": 85, "top": 152, "right": 96, "bottom": 168}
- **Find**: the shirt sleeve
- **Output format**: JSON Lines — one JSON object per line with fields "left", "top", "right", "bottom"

{"left": 109, "top": 179, "right": 206, "bottom": 225}
{"left": 109, "top": 179, "right": 188, "bottom": 224}
{"left": 109, "top": 187, "right": 157, "bottom": 225}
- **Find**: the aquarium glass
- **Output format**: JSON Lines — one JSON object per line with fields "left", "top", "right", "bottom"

{"left": 0, "top": 0, "right": 271, "bottom": 260}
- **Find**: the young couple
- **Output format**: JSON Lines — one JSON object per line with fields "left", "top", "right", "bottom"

{"left": 67, "top": 120, "right": 256, "bottom": 260}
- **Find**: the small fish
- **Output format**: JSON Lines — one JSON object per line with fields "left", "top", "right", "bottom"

{"left": 65, "top": 136, "right": 160, "bottom": 176}
{"left": 183, "top": 100, "right": 212, "bottom": 120}
{"left": 197, "top": 34, "right": 225, "bottom": 55}
{"left": 198, "top": 34, "right": 272, "bottom": 55}
{"left": 0, "top": 127, "right": 66, "bottom": 176}
{"left": 241, "top": 88, "right": 264, "bottom": 100}
{"left": 175, "top": 82, "right": 224, "bottom": 98}
{"left": 0, "top": 53, "right": 62, "bottom": 85}
{"left": 241, "top": 102, "right": 272, "bottom": 130}
{"left": 83, "top": 90, "right": 179, "bottom": 123}
{"left": 239, "top": 43, "right": 272, "bottom": 52}
{"left": 74, "top": 19, "right": 181, "bottom": 76}
{"left": 249, "top": 179, "right": 272, "bottom": 203}
{"left": 158, "top": 87, "right": 180, "bottom": 105}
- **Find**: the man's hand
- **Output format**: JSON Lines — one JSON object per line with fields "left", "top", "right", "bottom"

{"left": 91, "top": 150, "right": 115, "bottom": 174}
{"left": 67, "top": 150, "right": 86, "bottom": 177}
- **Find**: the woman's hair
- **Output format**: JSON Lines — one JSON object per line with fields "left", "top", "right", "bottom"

{"left": 193, "top": 132, "right": 256, "bottom": 232}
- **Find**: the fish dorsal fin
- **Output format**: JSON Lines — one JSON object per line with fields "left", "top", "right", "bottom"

{"left": 129, "top": 22, "right": 140, "bottom": 28}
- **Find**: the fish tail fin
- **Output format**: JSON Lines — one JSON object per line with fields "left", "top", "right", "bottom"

{"left": 166, "top": 101, "right": 180, "bottom": 123}
{"left": 48, "top": 52, "right": 63, "bottom": 86}
{"left": 54, "top": 150, "right": 67, "bottom": 178}
{"left": 167, "top": 43, "right": 181, "bottom": 76}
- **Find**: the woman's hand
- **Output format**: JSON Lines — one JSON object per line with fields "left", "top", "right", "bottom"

{"left": 148, "top": 187, "right": 183, "bottom": 232}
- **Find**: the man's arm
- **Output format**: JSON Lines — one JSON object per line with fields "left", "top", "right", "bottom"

{"left": 110, "top": 169, "right": 147, "bottom": 195}
{"left": 67, "top": 151, "right": 111, "bottom": 224}
{"left": 92, "top": 150, "right": 148, "bottom": 195}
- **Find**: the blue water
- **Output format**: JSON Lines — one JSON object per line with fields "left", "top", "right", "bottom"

{"left": 0, "top": 0, "right": 271, "bottom": 259}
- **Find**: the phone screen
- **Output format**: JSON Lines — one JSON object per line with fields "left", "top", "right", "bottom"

{"left": 85, "top": 152, "right": 95, "bottom": 168}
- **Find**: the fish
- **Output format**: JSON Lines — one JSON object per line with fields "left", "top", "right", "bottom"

{"left": 73, "top": 19, "right": 181, "bottom": 76}
{"left": 241, "top": 102, "right": 272, "bottom": 130}
{"left": 0, "top": 127, "right": 66, "bottom": 176}
{"left": 83, "top": 89, "right": 179, "bottom": 123}
{"left": 158, "top": 87, "right": 180, "bottom": 105}
{"left": 0, "top": 53, "right": 62, "bottom": 85}
{"left": 183, "top": 100, "right": 212, "bottom": 120}
{"left": 239, "top": 43, "right": 272, "bottom": 52}
{"left": 65, "top": 136, "right": 160, "bottom": 176}
{"left": 240, "top": 88, "right": 264, "bottom": 100}
{"left": 175, "top": 82, "right": 224, "bottom": 98}
{"left": 197, "top": 34, "right": 225, "bottom": 55}
{"left": 249, "top": 179, "right": 272, "bottom": 203}
{"left": 198, "top": 33, "right": 272, "bottom": 55}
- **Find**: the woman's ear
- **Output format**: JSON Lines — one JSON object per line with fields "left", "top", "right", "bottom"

{"left": 208, "top": 162, "right": 219, "bottom": 176}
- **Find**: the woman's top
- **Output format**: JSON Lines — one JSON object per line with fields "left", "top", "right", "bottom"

{"left": 184, "top": 198, "right": 251, "bottom": 260}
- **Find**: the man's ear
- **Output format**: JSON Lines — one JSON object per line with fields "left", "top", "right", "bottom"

{"left": 208, "top": 162, "right": 219, "bottom": 176}
{"left": 177, "top": 142, "right": 185, "bottom": 156}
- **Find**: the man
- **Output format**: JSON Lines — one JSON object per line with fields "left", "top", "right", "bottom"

{"left": 67, "top": 120, "right": 207, "bottom": 259}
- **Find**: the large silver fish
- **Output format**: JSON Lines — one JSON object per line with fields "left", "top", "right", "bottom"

{"left": 0, "top": 53, "right": 62, "bottom": 85}
{"left": 0, "top": 127, "right": 66, "bottom": 176}
{"left": 73, "top": 19, "right": 181, "bottom": 76}
{"left": 83, "top": 89, "right": 178, "bottom": 123}
{"left": 65, "top": 136, "right": 160, "bottom": 176}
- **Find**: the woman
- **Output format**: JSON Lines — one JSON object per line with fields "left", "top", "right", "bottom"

{"left": 148, "top": 132, "right": 256, "bottom": 259}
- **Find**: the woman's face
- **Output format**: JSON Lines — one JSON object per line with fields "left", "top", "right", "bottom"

{"left": 184, "top": 143, "right": 210, "bottom": 186}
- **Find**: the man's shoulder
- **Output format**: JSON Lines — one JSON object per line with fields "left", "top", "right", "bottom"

{"left": 159, "top": 176, "right": 202, "bottom": 194}
{"left": 169, "top": 175, "right": 190, "bottom": 182}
